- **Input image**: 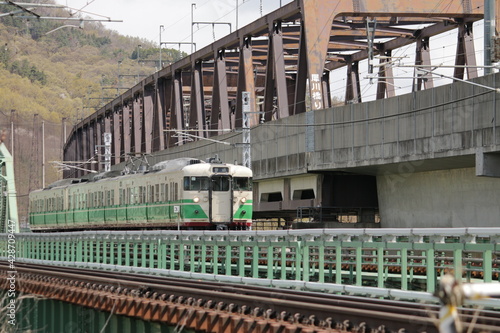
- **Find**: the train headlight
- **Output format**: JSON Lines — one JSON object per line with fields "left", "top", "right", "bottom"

{"left": 240, "top": 197, "right": 246, "bottom": 203}
{"left": 193, "top": 197, "right": 200, "bottom": 203}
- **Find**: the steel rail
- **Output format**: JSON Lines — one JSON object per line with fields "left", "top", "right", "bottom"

{"left": 3, "top": 262, "right": 500, "bottom": 333}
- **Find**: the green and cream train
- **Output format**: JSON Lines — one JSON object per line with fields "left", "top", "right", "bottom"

{"left": 29, "top": 158, "right": 253, "bottom": 231}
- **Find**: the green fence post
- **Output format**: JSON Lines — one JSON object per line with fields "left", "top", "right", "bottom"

{"left": 295, "top": 242, "right": 302, "bottom": 281}
{"left": 201, "top": 243, "right": 207, "bottom": 274}
{"left": 318, "top": 242, "right": 325, "bottom": 283}
{"left": 335, "top": 244, "right": 342, "bottom": 284}
{"left": 252, "top": 244, "right": 259, "bottom": 278}
{"left": 169, "top": 242, "right": 175, "bottom": 270}
{"left": 426, "top": 248, "right": 435, "bottom": 293}
{"left": 355, "top": 247, "right": 362, "bottom": 286}
{"left": 377, "top": 246, "right": 384, "bottom": 288}
{"left": 178, "top": 242, "right": 185, "bottom": 272}
{"left": 454, "top": 248, "right": 463, "bottom": 282}
{"left": 401, "top": 247, "right": 408, "bottom": 290}
{"left": 141, "top": 239, "right": 147, "bottom": 268}
{"left": 267, "top": 245, "right": 273, "bottom": 279}
{"left": 303, "top": 244, "right": 310, "bottom": 282}
{"left": 484, "top": 249, "right": 493, "bottom": 283}
{"left": 190, "top": 242, "right": 196, "bottom": 272}
{"left": 77, "top": 236, "right": 83, "bottom": 262}
{"left": 280, "top": 245, "right": 287, "bottom": 280}
{"left": 133, "top": 241, "right": 139, "bottom": 267}
{"left": 226, "top": 244, "right": 232, "bottom": 276}
{"left": 239, "top": 244, "right": 245, "bottom": 277}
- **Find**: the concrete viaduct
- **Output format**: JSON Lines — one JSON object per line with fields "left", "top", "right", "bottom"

{"left": 63, "top": 0, "right": 500, "bottom": 228}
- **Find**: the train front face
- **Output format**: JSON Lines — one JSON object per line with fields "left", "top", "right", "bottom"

{"left": 182, "top": 163, "right": 252, "bottom": 229}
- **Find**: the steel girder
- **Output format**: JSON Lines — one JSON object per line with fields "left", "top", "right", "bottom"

{"left": 63, "top": 0, "right": 488, "bottom": 176}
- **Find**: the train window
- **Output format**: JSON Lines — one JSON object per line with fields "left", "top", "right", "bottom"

{"left": 111, "top": 190, "right": 115, "bottom": 206}
{"left": 165, "top": 184, "right": 168, "bottom": 201}
{"left": 213, "top": 167, "right": 229, "bottom": 173}
{"left": 155, "top": 184, "right": 160, "bottom": 202}
{"left": 183, "top": 177, "right": 209, "bottom": 191}
{"left": 148, "top": 185, "right": 153, "bottom": 203}
{"left": 212, "top": 176, "right": 230, "bottom": 191}
{"left": 233, "top": 177, "right": 252, "bottom": 191}
{"left": 174, "top": 183, "right": 178, "bottom": 201}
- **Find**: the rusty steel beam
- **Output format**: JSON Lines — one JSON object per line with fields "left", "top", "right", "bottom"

{"left": 413, "top": 37, "right": 434, "bottom": 91}
{"left": 293, "top": 20, "right": 308, "bottom": 116}
{"left": 143, "top": 85, "right": 154, "bottom": 154}
{"left": 133, "top": 95, "right": 143, "bottom": 153}
{"left": 376, "top": 50, "right": 396, "bottom": 100}
{"left": 271, "top": 21, "right": 290, "bottom": 120}
{"left": 189, "top": 61, "right": 206, "bottom": 138}
{"left": 210, "top": 49, "right": 231, "bottom": 135}
{"left": 112, "top": 107, "right": 121, "bottom": 164}
{"left": 454, "top": 21, "right": 478, "bottom": 80}
{"left": 170, "top": 71, "right": 184, "bottom": 146}
{"left": 121, "top": 102, "right": 131, "bottom": 159}
{"left": 88, "top": 120, "right": 96, "bottom": 172}
{"left": 235, "top": 37, "right": 257, "bottom": 128}
{"left": 152, "top": 79, "right": 166, "bottom": 152}
{"left": 345, "top": 61, "right": 361, "bottom": 104}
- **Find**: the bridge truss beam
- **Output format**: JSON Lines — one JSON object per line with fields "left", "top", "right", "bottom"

{"left": 63, "top": 0, "right": 491, "bottom": 177}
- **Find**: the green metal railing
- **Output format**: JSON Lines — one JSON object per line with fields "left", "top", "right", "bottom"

{"left": 2, "top": 228, "right": 499, "bottom": 293}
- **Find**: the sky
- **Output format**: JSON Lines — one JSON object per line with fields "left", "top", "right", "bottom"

{"left": 55, "top": 0, "right": 293, "bottom": 53}
{"left": 53, "top": 0, "right": 488, "bottom": 100}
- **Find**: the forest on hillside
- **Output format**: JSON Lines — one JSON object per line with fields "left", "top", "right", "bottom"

{"left": 0, "top": 1, "right": 187, "bottom": 223}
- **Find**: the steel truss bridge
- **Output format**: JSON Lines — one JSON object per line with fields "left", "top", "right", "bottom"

{"left": 62, "top": 0, "right": 496, "bottom": 178}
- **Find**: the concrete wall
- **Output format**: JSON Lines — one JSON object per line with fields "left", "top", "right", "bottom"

{"left": 309, "top": 73, "right": 500, "bottom": 173}
{"left": 377, "top": 167, "right": 500, "bottom": 228}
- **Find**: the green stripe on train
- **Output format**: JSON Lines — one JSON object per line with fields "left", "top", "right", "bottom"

{"left": 29, "top": 201, "right": 213, "bottom": 227}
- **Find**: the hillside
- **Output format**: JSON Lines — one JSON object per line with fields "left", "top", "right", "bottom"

{"left": 0, "top": 2, "right": 186, "bottom": 224}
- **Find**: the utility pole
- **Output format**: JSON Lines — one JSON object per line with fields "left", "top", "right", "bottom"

{"left": 159, "top": 25, "right": 164, "bottom": 68}
{"left": 10, "top": 109, "right": 14, "bottom": 161}
{"left": 191, "top": 3, "right": 196, "bottom": 54}
{"left": 96, "top": 133, "right": 112, "bottom": 172}
{"left": 242, "top": 91, "right": 251, "bottom": 169}
{"left": 42, "top": 120, "right": 45, "bottom": 188}
{"left": 484, "top": 0, "right": 495, "bottom": 75}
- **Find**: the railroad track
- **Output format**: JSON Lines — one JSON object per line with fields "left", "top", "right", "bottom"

{"left": 2, "top": 262, "right": 500, "bottom": 333}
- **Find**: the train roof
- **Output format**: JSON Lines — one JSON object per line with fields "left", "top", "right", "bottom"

{"left": 150, "top": 158, "right": 203, "bottom": 172}
{"left": 36, "top": 157, "right": 251, "bottom": 194}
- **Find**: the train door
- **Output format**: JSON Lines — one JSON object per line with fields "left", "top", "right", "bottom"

{"left": 209, "top": 175, "right": 233, "bottom": 224}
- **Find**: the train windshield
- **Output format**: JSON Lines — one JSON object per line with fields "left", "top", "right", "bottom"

{"left": 211, "top": 175, "right": 230, "bottom": 192}
{"left": 184, "top": 176, "right": 210, "bottom": 191}
{"left": 233, "top": 177, "right": 252, "bottom": 191}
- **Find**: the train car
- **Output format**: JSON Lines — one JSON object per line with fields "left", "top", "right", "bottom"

{"left": 28, "top": 157, "right": 252, "bottom": 231}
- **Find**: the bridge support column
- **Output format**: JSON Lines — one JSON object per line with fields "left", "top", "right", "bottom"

{"left": 476, "top": 149, "right": 500, "bottom": 177}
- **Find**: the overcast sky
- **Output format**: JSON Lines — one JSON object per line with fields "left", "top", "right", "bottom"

{"left": 55, "top": 0, "right": 293, "bottom": 53}
{"left": 53, "top": 0, "right": 488, "bottom": 99}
